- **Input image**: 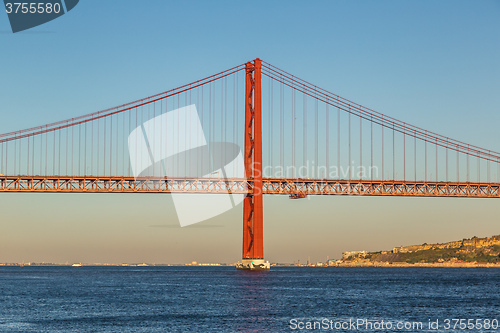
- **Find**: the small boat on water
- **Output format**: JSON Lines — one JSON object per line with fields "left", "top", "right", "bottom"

{"left": 71, "top": 263, "right": 83, "bottom": 267}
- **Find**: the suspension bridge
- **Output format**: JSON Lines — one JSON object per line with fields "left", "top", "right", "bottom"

{"left": 1, "top": 59, "right": 499, "bottom": 270}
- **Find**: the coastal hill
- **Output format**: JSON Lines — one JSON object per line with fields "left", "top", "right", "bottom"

{"left": 346, "top": 234, "right": 500, "bottom": 264}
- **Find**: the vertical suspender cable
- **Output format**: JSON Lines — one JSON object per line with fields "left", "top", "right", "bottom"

{"left": 392, "top": 123, "right": 395, "bottom": 180}
{"left": 359, "top": 115, "right": 362, "bottom": 179}
{"left": 225, "top": 78, "right": 227, "bottom": 170}
{"left": 280, "top": 77, "right": 284, "bottom": 173}
{"left": 337, "top": 107, "right": 340, "bottom": 179}
{"left": 208, "top": 83, "right": 211, "bottom": 173}
{"left": 403, "top": 124, "right": 406, "bottom": 181}
{"left": 52, "top": 131, "right": 55, "bottom": 175}
{"left": 117, "top": 111, "right": 120, "bottom": 177}
{"left": 467, "top": 145, "right": 470, "bottom": 182}
{"left": 46, "top": 126, "right": 49, "bottom": 175}
{"left": 78, "top": 123, "right": 81, "bottom": 175}
{"left": 381, "top": 122, "right": 384, "bottom": 181}
{"left": 66, "top": 122, "right": 68, "bottom": 174}
{"left": 446, "top": 139, "right": 448, "bottom": 181}
{"left": 303, "top": 93, "right": 306, "bottom": 178}
{"left": 371, "top": 116, "right": 373, "bottom": 180}
{"left": 41, "top": 131, "right": 43, "bottom": 174}
{"left": 414, "top": 131, "right": 416, "bottom": 181}
{"left": 425, "top": 131, "right": 427, "bottom": 182}
{"left": 292, "top": 84, "right": 295, "bottom": 177}
{"left": 32, "top": 136, "right": 35, "bottom": 174}
{"left": 270, "top": 77, "right": 273, "bottom": 175}
{"left": 27, "top": 136, "right": 30, "bottom": 174}
{"left": 221, "top": 80, "right": 224, "bottom": 171}
{"left": 487, "top": 151, "right": 490, "bottom": 183}
{"left": 58, "top": 127, "right": 61, "bottom": 174}
{"left": 122, "top": 110, "right": 125, "bottom": 177}
{"left": 497, "top": 158, "right": 500, "bottom": 183}
{"left": 315, "top": 94, "right": 318, "bottom": 177}
{"left": 477, "top": 155, "right": 480, "bottom": 182}
{"left": 13, "top": 135, "right": 16, "bottom": 175}
{"left": 315, "top": 91, "right": 318, "bottom": 178}
{"left": 84, "top": 121, "right": 86, "bottom": 175}
{"left": 97, "top": 116, "right": 100, "bottom": 175}
{"left": 71, "top": 124, "right": 74, "bottom": 175}
{"left": 189, "top": 90, "right": 192, "bottom": 175}
{"left": 326, "top": 103, "right": 329, "bottom": 178}
{"left": 348, "top": 107, "right": 351, "bottom": 179}
{"left": 436, "top": 139, "right": 438, "bottom": 182}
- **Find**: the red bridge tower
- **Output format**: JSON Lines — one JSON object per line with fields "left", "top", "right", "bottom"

{"left": 237, "top": 58, "right": 269, "bottom": 270}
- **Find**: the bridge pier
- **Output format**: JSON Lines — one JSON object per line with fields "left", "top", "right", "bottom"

{"left": 238, "top": 58, "right": 269, "bottom": 271}
{"left": 236, "top": 259, "right": 270, "bottom": 271}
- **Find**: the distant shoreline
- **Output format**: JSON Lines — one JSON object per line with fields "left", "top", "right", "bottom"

{"left": 1, "top": 263, "right": 499, "bottom": 268}
{"left": 337, "top": 234, "right": 500, "bottom": 267}
{"left": 319, "top": 262, "right": 500, "bottom": 268}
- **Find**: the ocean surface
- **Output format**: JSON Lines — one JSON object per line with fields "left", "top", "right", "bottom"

{"left": 0, "top": 266, "right": 498, "bottom": 332}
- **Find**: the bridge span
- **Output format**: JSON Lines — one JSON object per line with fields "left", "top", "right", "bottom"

{"left": 2, "top": 175, "right": 500, "bottom": 198}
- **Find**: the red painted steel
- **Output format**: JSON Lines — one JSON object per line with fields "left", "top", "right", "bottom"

{"left": 242, "top": 59, "right": 264, "bottom": 260}
{"left": 2, "top": 175, "right": 500, "bottom": 197}
{"left": 243, "top": 61, "right": 254, "bottom": 259}
{"left": 253, "top": 59, "right": 264, "bottom": 259}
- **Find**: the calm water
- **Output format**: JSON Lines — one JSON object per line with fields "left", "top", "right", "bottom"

{"left": 0, "top": 267, "right": 498, "bottom": 332}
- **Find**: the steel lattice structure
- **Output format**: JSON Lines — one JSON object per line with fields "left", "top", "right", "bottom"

{"left": 2, "top": 175, "right": 500, "bottom": 198}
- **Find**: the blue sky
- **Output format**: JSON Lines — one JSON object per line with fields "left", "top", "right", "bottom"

{"left": 0, "top": 1, "right": 499, "bottom": 264}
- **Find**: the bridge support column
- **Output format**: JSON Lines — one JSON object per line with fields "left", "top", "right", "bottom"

{"left": 237, "top": 58, "right": 269, "bottom": 271}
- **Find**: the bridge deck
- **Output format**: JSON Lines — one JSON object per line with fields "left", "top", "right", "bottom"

{"left": 1, "top": 176, "right": 499, "bottom": 198}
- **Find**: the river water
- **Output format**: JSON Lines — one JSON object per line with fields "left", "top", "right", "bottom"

{"left": 0, "top": 266, "right": 498, "bottom": 332}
